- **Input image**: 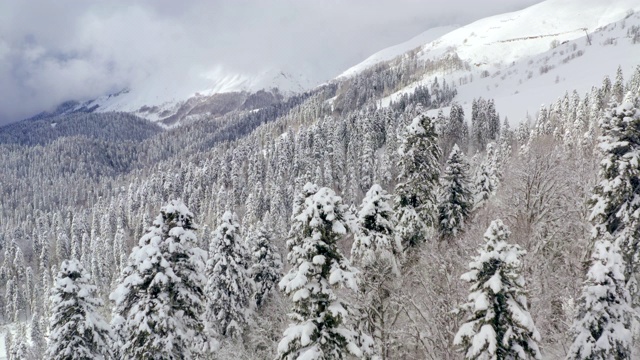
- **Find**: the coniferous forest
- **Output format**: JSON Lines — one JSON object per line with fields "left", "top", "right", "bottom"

{"left": 2, "top": 16, "right": 640, "bottom": 360}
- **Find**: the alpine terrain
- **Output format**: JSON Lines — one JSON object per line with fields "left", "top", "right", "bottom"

{"left": 2, "top": 0, "right": 640, "bottom": 359}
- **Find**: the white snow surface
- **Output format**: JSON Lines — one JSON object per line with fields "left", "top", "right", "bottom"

{"left": 74, "top": 66, "right": 311, "bottom": 123}
{"left": 341, "top": 0, "right": 640, "bottom": 126}
{"left": 416, "top": 0, "right": 640, "bottom": 66}
{"left": 338, "top": 25, "right": 458, "bottom": 78}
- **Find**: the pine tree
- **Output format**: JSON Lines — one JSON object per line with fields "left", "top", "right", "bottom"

{"left": 351, "top": 184, "right": 402, "bottom": 359}
{"left": 278, "top": 183, "right": 374, "bottom": 360}
{"left": 248, "top": 222, "right": 283, "bottom": 308}
{"left": 438, "top": 144, "right": 473, "bottom": 240}
{"left": 205, "top": 211, "right": 254, "bottom": 339}
{"left": 395, "top": 113, "right": 442, "bottom": 250}
{"left": 566, "top": 239, "right": 632, "bottom": 360}
{"left": 454, "top": 220, "right": 541, "bottom": 360}
{"left": 110, "top": 200, "right": 208, "bottom": 359}
{"left": 45, "top": 259, "right": 113, "bottom": 360}
{"left": 589, "top": 101, "right": 640, "bottom": 300}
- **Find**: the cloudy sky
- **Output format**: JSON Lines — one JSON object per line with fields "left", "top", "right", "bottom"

{"left": 0, "top": 0, "right": 543, "bottom": 124}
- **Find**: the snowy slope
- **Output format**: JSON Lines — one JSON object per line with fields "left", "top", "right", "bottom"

{"left": 338, "top": 26, "right": 458, "bottom": 78}
{"left": 66, "top": 66, "right": 311, "bottom": 124}
{"left": 49, "top": 0, "right": 640, "bottom": 126}
{"left": 343, "top": 0, "right": 640, "bottom": 76}
{"left": 417, "top": 0, "right": 640, "bottom": 67}
{"left": 338, "top": 0, "right": 640, "bottom": 125}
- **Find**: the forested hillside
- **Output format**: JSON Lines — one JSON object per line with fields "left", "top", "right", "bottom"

{"left": 1, "top": 59, "right": 639, "bottom": 358}
{"left": 2, "top": 2, "right": 640, "bottom": 358}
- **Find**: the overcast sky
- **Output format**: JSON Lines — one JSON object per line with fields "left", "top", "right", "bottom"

{"left": 0, "top": 0, "right": 544, "bottom": 124}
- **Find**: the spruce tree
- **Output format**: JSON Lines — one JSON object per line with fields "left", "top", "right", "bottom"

{"left": 351, "top": 184, "right": 402, "bottom": 359}
{"left": 31, "top": 311, "right": 46, "bottom": 359}
{"left": 110, "top": 200, "right": 207, "bottom": 359}
{"left": 438, "top": 144, "right": 473, "bottom": 240}
{"left": 566, "top": 239, "right": 632, "bottom": 359}
{"left": 395, "top": 113, "right": 442, "bottom": 250}
{"left": 352, "top": 184, "right": 402, "bottom": 272}
{"left": 443, "top": 102, "right": 469, "bottom": 156}
{"left": 613, "top": 66, "right": 625, "bottom": 104}
{"left": 205, "top": 211, "right": 254, "bottom": 338}
{"left": 473, "top": 143, "right": 499, "bottom": 208}
{"left": 590, "top": 101, "right": 640, "bottom": 300}
{"left": 454, "top": 220, "right": 541, "bottom": 360}
{"left": 278, "top": 183, "right": 374, "bottom": 360}
{"left": 248, "top": 222, "right": 283, "bottom": 308}
{"left": 45, "top": 259, "right": 113, "bottom": 360}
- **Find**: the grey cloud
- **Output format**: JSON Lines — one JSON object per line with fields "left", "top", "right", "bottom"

{"left": 0, "top": 0, "right": 543, "bottom": 125}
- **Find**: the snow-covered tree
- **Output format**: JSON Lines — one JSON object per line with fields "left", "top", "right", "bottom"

{"left": 613, "top": 66, "right": 625, "bottom": 103}
{"left": 4, "top": 332, "right": 10, "bottom": 360}
{"left": 30, "top": 311, "right": 46, "bottom": 359}
{"left": 110, "top": 200, "right": 208, "bottom": 359}
{"left": 473, "top": 143, "right": 499, "bottom": 208}
{"left": 205, "top": 211, "right": 254, "bottom": 338}
{"left": 454, "top": 220, "right": 541, "bottom": 360}
{"left": 443, "top": 102, "right": 469, "bottom": 156}
{"left": 438, "top": 144, "right": 473, "bottom": 240}
{"left": 589, "top": 101, "right": 640, "bottom": 299}
{"left": 351, "top": 184, "right": 402, "bottom": 358}
{"left": 395, "top": 113, "right": 442, "bottom": 250}
{"left": 566, "top": 239, "right": 632, "bottom": 360}
{"left": 278, "top": 183, "right": 374, "bottom": 360}
{"left": 10, "top": 324, "right": 29, "bottom": 360}
{"left": 352, "top": 184, "right": 402, "bottom": 272}
{"left": 45, "top": 259, "right": 113, "bottom": 360}
{"left": 248, "top": 222, "right": 283, "bottom": 308}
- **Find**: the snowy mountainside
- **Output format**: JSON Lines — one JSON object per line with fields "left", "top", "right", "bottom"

{"left": 59, "top": 87, "right": 287, "bottom": 127}
{"left": 344, "top": 0, "right": 640, "bottom": 76}
{"left": 336, "top": 0, "right": 640, "bottom": 124}
{"left": 35, "top": 67, "right": 311, "bottom": 126}
{"left": 338, "top": 25, "right": 458, "bottom": 78}
{"left": 415, "top": 0, "right": 640, "bottom": 67}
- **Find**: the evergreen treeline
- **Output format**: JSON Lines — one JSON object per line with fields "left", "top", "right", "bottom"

{"left": 1, "top": 61, "right": 640, "bottom": 359}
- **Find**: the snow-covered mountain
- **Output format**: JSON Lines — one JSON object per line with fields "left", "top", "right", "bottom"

{"left": 33, "top": 0, "right": 640, "bottom": 127}
{"left": 29, "top": 67, "right": 312, "bottom": 126}
{"left": 338, "top": 25, "right": 458, "bottom": 78}
{"left": 339, "top": 0, "right": 640, "bottom": 124}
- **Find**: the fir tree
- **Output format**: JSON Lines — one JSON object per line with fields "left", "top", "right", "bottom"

{"left": 248, "top": 222, "right": 283, "bottom": 308}
{"left": 11, "top": 324, "right": 29, "bottom": 360}
{"left": 45, "top": 259, "right": 113, "bottom": 360}
{"left": 454, "top": 220, "right": 541, "bottom": 360}
{"left": 351, "top": 184, "right": 402, "bottom": 359}
{"left": 566, "top": 239, "right": 632, "bottom": 360}
{"left": 395, "top": 113, "right": 442, "bottom": 250}
{"left": 4, "top": 331, "right": 10, "bottom": 360}
{"left": 613, "top": 66, "right": 625, "bottom": 104}
{"left": 278, "top": 183, "right": 374, "bottom": 360}
{"left": 438, "top": 144, "right": 473, "bottom": 240}
{"left": 205, "top": 211, "right": 254, "bottom": 338}
{"left": 110, "top": 200, "right": 208, "bottom": 359}
{"left": 589, "top": 101, "right": 640, "bottom": 300}
{"left": 473, "top": 143, "right": 499, "bottom": 208}
{"left": 31, "top": 311, "right": 46, "bottom": 359}
{"left": 443, "top": 102, "right": 469, "bottom": 156}
{"left": 351, "top": 184, "right": 402, "bottom": 272}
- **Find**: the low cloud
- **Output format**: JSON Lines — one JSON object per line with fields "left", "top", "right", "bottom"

{"left": 0, "top": 0, "right": 542, "bottom": 124}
